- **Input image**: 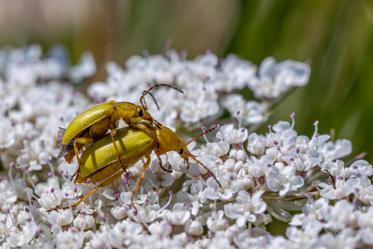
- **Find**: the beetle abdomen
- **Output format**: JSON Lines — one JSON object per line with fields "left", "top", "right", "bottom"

{"left": 75, "top": 161, "right": 123, "bottom": 186}
{"left": 78, "top": 127, "right": 154, "bottom": 178}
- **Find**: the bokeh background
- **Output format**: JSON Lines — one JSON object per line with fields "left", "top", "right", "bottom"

{"left": 1, "top": 0, "right": 373, "bottom": 163}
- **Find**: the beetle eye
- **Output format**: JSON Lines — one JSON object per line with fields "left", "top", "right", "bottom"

{"left": 139, "top": 110, "right": 144, "bottom": 117}
{"left": 179, "top": 149, "right": 184, "bottom": 154}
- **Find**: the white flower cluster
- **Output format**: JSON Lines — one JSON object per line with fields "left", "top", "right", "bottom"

{"left": 88, "top": 51, "right": 310, "bottom": 128}
{"left": 0, "top": 45, "right": 372, "bottom": 249}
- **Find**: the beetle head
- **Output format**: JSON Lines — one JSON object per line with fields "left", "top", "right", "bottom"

{"left": 156, "top": 124, "right": 220, "bottom": 160}
{"left": 136, "top": 105, "right": 153, "bottom": 122}
{"left": 156, "top": 126, "right": 189, "bottom": 157}
{"left": 156, "top": 125, "right": 222, "bottom": 188}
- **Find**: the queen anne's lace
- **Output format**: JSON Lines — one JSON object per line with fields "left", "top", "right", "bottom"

{"left": 0, "top": 45, "right": 371, "bottom": 248}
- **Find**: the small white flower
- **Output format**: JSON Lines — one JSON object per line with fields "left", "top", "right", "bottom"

{"left": 111, "top": 206, "right": 129, "bottom": 220}
{"left": 148, "top": 220, "right": 172, "bottom": 237}
{"left": 207, "top": 210, "right": 229, "bottom": 232}
{"left": 247, "top": 133, "right": 266, "bottom": 155}
{"left": 7, "top": 220, "right": 38, "bottom": 248}
{"left": 233, "top": 230, "right": 269, "bottom": 249}
{"left": 185, "top": 220, "right": 204, "bottom": 236}
{"left": 163, "top": 203, "right": 191, "bottom": 225}
{"left": 222, "top": 94, "right": 268, "bottom": 125}
{"left": 69, "top": 52, "right": 96, "bottom": 82}
{"left": 129, "top": 203, "right": 162, "bottom": 224}
{"left": 224, "top": 190, "right": 267, "bottom": 227}
{"left": 220, "top": 55, "right": 256, "bottom": 89}
{"left": 0, "top": 180, "right": 18, "bottom": 211}
{"left": 47, "top": 209, "right": 73, "bottom": 227}
{"left": 201, "top": 177, "right": 233, "bottom": 201}
{"left": 229, "top": 149, "right": 247, "bottom": 162}
{"left": 73, "top": 214, "right": 95, "bottom": 230}
{"left": 58, "top": 161, "right": 79, "bottom": 179}
{"left": 0, "top": 119, "right": 15, "bottom": 149}
{"left": 342, "top": 160, "right": 373, "bottom": 178}
{"left": 248, "top": 57, "right": 310, "bottom": 99}
{"left": 16, "top": 138, "right": 53, "bottom": 171}
{"left": 265, "top": 163, "right": 304, "bottom": 196}
{"left": 38, "top": 187, "right": 63, "bottom": 209}
{"left": 321, "top": 200, "right": 356, "bottom": 231}
{"left": 216, "top": 124, "right": 248, "bottom": 144}
{"left": 319, "top": 139, "right": 352, "bottom": 160}
{"left": 359, "top": 228, "right": 373, "bottom": 245}
{"left": 204, "top": 141, "right": 230, "bottom": 157}
{"left": 146, "top": 159, "right": 174, "bottom": 188}
{"left": 56, "top": 229, "right": 85, "bottom": 249}
{"left": 85, "top": 229, "right": 110, "bottom": 249}
{"left": 108, "top": 220, "right": 144, "bottom": 248}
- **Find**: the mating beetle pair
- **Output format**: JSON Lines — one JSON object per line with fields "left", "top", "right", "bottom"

{"left": 59, "top": 84, "right": 221, "bottom": 208}
{"left": 60, "top": 84, "right": 182, "bottom": 171}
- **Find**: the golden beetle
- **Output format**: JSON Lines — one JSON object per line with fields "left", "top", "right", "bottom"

{"left": 71, "top": 125, "right": 221, "bottom": 207}
{"left": 59, "top": 84, "right": 183, "bottom": 172}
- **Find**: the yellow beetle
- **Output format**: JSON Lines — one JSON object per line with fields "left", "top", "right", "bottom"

{"left": 72, "top": 125, "right": 221, "bottom": 208}
{"left": 59, "top": 84, "right": 183, "bottom": 172}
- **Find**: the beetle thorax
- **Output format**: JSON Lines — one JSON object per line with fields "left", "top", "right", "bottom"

{"left": 115, "top": 102, "right": 137, "bottom": 118}
{"left": 156, "top": 126, "right": 187, "bottom": 155}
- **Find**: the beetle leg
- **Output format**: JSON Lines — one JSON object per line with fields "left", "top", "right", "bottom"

{"left": 63, "top": 148, "right": 76, "bottom": 164}
{"left": 109, "top": 128, "right": 128, "bottom": 174}
{"left": 131, "top": 155, "right": 151, "bottom": 209}
{"left": 131, "top": 122, "right": 160, "bottom": 149}
{"left": 89, "top": 118, "right": 111, "bottom": 138}
{"left": 73, "top": 137, "right": 95, "bottom": 165}
{"left": 73, "top": 187, "right": 99, "bottom": 207}
{"left": 156, "top": 152, "right": 172, "bottom": 173}
{"left": 70, "top": 169, "right": 79, "bottom": 182}
{"left": 73, "top": 167, "right": 124, "bottom": 207}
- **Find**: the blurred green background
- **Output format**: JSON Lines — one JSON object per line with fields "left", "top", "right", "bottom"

{"left": 1, "top": 0, "right": 373, "bottom": 161}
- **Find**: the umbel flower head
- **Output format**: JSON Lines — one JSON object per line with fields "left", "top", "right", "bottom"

{"left": 0, "top": 45, "right": 372, "bottom": 248}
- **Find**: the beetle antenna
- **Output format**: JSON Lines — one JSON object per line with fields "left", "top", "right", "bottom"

{"left": 140, "top": 90, "right": 159, "bottom": 110}
{"left": 188, "top": 153, "right": 222, "bottom": 188}
{"left": 139, "top": 83, "right": 184, "bottom": 110}
{"left": 153, "top": 119, "right": 163, "bottom": 128}
{"left": 145, "top": 90, "right": 160, "bottom": 110}
{"left": 140, "top": 92, "right": 148, "bottom": 110}
{"left": 187, "top": 124, "right": 220, "bottom": 145}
